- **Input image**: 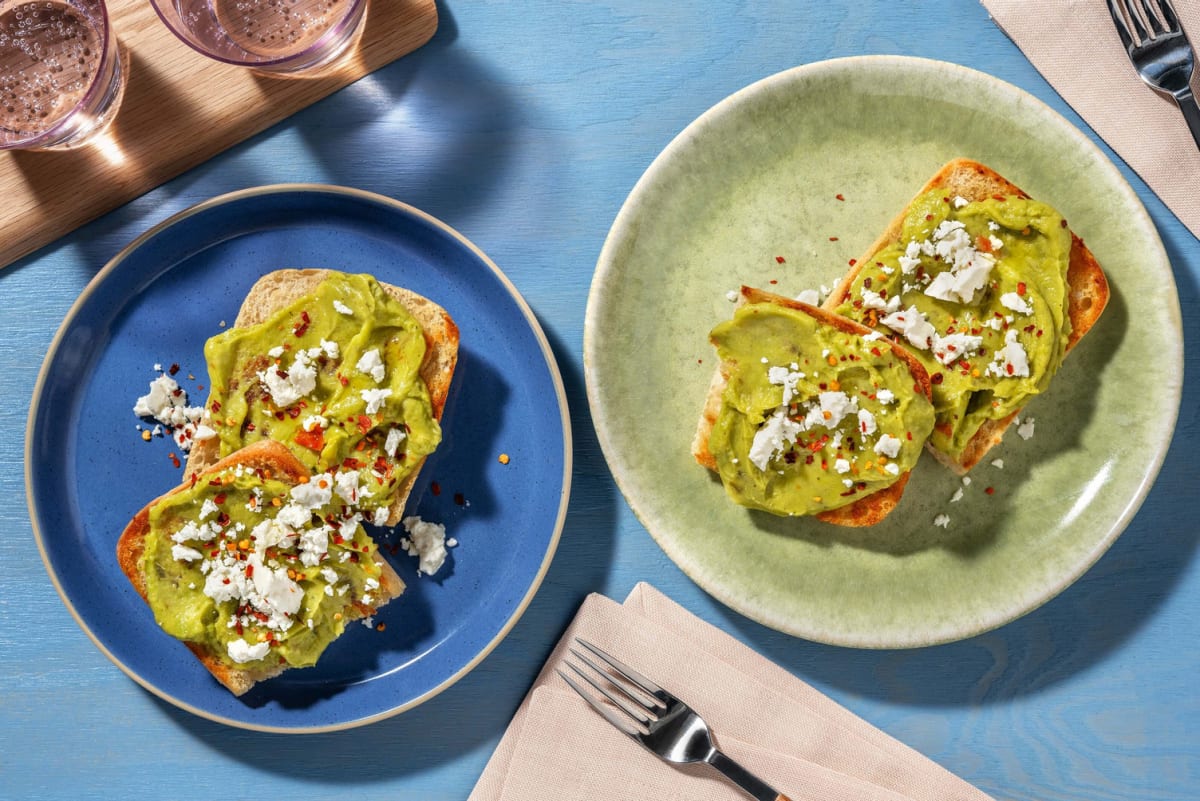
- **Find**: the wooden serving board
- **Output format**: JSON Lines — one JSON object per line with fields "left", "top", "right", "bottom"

{"left": 0, "top": 0, "right": 436, "bottom": 270}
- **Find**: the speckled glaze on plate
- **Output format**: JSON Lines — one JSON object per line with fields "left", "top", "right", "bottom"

{"left": 584, "top": 56, "right": 1182, "bottom": 648}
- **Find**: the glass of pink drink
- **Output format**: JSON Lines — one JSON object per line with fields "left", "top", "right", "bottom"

{"left": 150, "top": 0, "right": 366, "bottom": 73}
{"left": 0, "top": 0, "right": 125, "bottom": 150}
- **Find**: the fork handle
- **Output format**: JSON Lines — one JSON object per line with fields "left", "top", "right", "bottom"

{"left": 706, "top": 749, "right": 792, "bottom": 801}
{"left": 1171, "top": 87, "right": 1200, "bottom": 152}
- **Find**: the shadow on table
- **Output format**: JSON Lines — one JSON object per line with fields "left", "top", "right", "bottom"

{"left": 716, "top": 224, "right": 1200, "bottom": 708}
{"left": 150, "top": 317, "right": 623, "bottom": 783}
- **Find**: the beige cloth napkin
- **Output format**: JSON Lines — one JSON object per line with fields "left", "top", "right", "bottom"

{"left": 468, "top": 584, "right": 994, "bottom": 801}
{"left": 980, "top": 0, "right": 1200, "bottom": 240}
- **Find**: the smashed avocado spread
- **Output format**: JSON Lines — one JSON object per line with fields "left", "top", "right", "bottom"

{"left": 142, "top": 465, "right": 383, "bottom": 669}
{"left": 708, "top": 302, "right": 934, "bottom": 517}
{"left": 834, "top": 190, "right": 1072, "bottom": 457}
{"left": 203, "top": 273, "right": 440, "bottom": 520}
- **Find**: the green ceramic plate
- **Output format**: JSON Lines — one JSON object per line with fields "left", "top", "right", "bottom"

{"left": 584, "top": 56, "right": 1182, "bottom": 648}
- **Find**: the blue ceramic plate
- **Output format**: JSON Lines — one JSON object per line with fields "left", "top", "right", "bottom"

{"left": 27, "top": 186, "right": 571, "bottom": 732}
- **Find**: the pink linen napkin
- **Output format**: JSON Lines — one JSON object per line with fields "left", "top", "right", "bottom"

{"left": 980, "top": 0, "right": 1200, "bottom": 239}
{"left": 468, "top": 584, "right": 994, "bottom": 801}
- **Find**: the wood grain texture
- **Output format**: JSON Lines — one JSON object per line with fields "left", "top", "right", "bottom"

{"left": 0, "top": 0, "right": 436, "bottom": 270}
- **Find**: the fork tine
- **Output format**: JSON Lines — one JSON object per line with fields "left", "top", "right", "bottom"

{"left": 561, "top": 657, "right": 654, "bottom": 724}
{"left": 1108, "top": 0, "right": 1138, "bottom": 49}
{"left": 1158, "top": 0, "right": 1182, "bottom": 33}
{"left": 574, "top": 638, "right": 667, "bottom": 700}
{"left": 556, "top": 668, "right": 642, "bottom": 737}
{"left": 1140, "top": 0, "right": 1165, "bottom": 36}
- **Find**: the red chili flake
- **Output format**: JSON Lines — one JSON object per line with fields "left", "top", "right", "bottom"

{"left": 431, "top": 481, "right": 442, "bottom": 496}
{"left": 356, "top": 415, "right": 372, "bottom": 434}
{"left": 1060, "top": 219, "right": 1068, "bottom": 228}
{"left": 337, "top": 373, "right": 349, "bottom": 387}
{"left": 835, "top": 193, "right": 845, "bottom": 201}
{"left": 168, "top": 363, "right": 180, "bottom": 376}
{"left": 287, "top": 406, "right": 302, "bottom": 419}
{"left": 931, "top": 373, "right": 944, "bottom": 385}
{"left": 848, "top": 259, "right": 857, "bottom": 266}
{"left": 1006, "top": 363, "right": 1015, "bottom": 375}
{"left": 863, "top": 277, "right": 873, "bottom": 288}
{"left": 454, "top": 492, "right": 465, "bottom": 506}
{"left": 1017, "top": 281, "right": 1027, "bottom": 296}
{"left": 213, "top": 493, "right": 227, "bottom": 505}
{"left": 245, "top": 564, "right": 254, "bottom": 578}
{"left": 169, "top": 453, "right": 181, "bottom": 468}
{"left": 870, "top": 347, "right": 882, "bottom": 357}
{"left": 906, "top": 431, "right": 913, "bottom": 440}
{"left": 805, "top": 454, "right": 815, "bottom": 465}
{"left": 211, "top": 401, "right": 222, "bottom": 413}
{"left": 274, "top": 411, "right": 286, "bottom": 421}
{"left": 245, "top": 423, "right": 256, "bottom": 431}
{"left": 985, "top": 486, "right": 996, "bottom": 495}
{"left": 1036, "top": 329, "right": 1044, "bottom": 337}
{"left": 217, "top": 512, "right": 231, "bottom": 527}
{"left": 769, "top": 279, "right": 778, "bottom": 285}
{"left": 829, "top": 236, "right": 839, "bottom": 241}
{"left": 925, "top": 213, "right": 934, "bottom": 221}
{"left": 775, "top": 256, "right": 786, "bottom": 263}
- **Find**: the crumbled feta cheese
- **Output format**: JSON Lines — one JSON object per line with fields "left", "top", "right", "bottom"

{"left": 933, "top": 514, "right": 950, "bottom": 528}
{"left": 999, "top": 292, "right": 1032, "bottom": 315}
{"left": 881, "top": 305, "right": 936, "bottom": 350}
{"left": 227, "top": 639, "right": 272, "bottom": 664}
{"left": 1016, "top": 417, "right": 1035, "bottom": 440}
{"left": 356, "top": 348, "right": 386, "bottom": 382}
{"left": 991, "top": 459, "right": 1004, "bottom": 469}
{"left": 291, "top": 474, "right": 333, "bottom": 509}
{"left": 876, "top": 389, "right": 896, "bottom": 404}
{"left": 794, "top": 288, "right": 821, "bottom": 306}
{"left": 803, "top": 391, "right": 859, "bottom": 430}
{"left": 319, "top": 339, "right": 340, "bottom": 360}
{"left": 726, "top": 290, "right": 739, "bottom": 302}
{"left": 987, "top": 330, "right": 1031, "bottom": 378}
{"left": 873, "top": 433, "right": 901, "bottom": 458}
{"left": 401, "top": 516, "right": 451, "bottom": 576}
{"left": 834, "top": 458, "right": 851, "bottom": 474}
{"left": 383, "top": 427, "right": 406, "bottom": 457}
{"left": 749, "top": 410, "right": 803, "bottom": 471}
{"left": 275, "top": 502, "right": 312, "bottom": 529}
{"left": 258, "top": 349, "right": 317, "bottom": 408}
{"left": 360, "top": 388, "right": 392, "bottom": 414}
{"left": 953, "top": 196, "right": 969, "bottom": 209}
{"left": 883, "top": 462, "right": 900, "bottom": 475}
{"left": 193, "top": 424, "right": 217, "bottom": 441}
{"left": 950, "top": 487, "right": 964, "bottom": 503}
{"left": 932, "top": 332, "right": 983, "bottom": 366}
{"left": 333, "top": 300, "right": 354, "bottom": 315}
{"left": 301, "top": 414, "right": 328, "bottom": 432}
{"left": 171, "top": 544, "right": 204, "bottom": 563}
{"left": 267, "top": 345, "right": 285, "bottom": 358}
{"left": 334, "top": 471, "right": 370, "bottom": 505}
{"left": 857, "top": 408, "right": 877, "bottom": 436}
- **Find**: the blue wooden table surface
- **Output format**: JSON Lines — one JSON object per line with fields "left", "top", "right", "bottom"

{"left": 2, "top": 1, "right": 1196, "bottom": 798}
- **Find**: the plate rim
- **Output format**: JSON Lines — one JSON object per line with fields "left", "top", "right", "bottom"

{"left": 584, "top": 54, "right": 1183, "bottom": 648}
{"left": 26, "top": 183, "right": 573, "bottom": 732}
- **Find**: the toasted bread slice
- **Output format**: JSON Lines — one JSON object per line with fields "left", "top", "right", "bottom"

{"left": 117, "top": 439, "right": 405, "bottom": 696}
{"left": 824, "top": 159, "right": 1109, "bottom": 473}
{"left": 185, "top": 269, "right": 459, "bottom": 526}
{"left": 693, "top": 286, "right": 933, "bottom": 526}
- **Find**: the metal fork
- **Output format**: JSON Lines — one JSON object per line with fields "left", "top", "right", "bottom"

{"left": 1107, "top": 0, "right": 1200, "bottom": 150}
{"left": 558, "top": 638, "right": 792, "bottom": 801}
